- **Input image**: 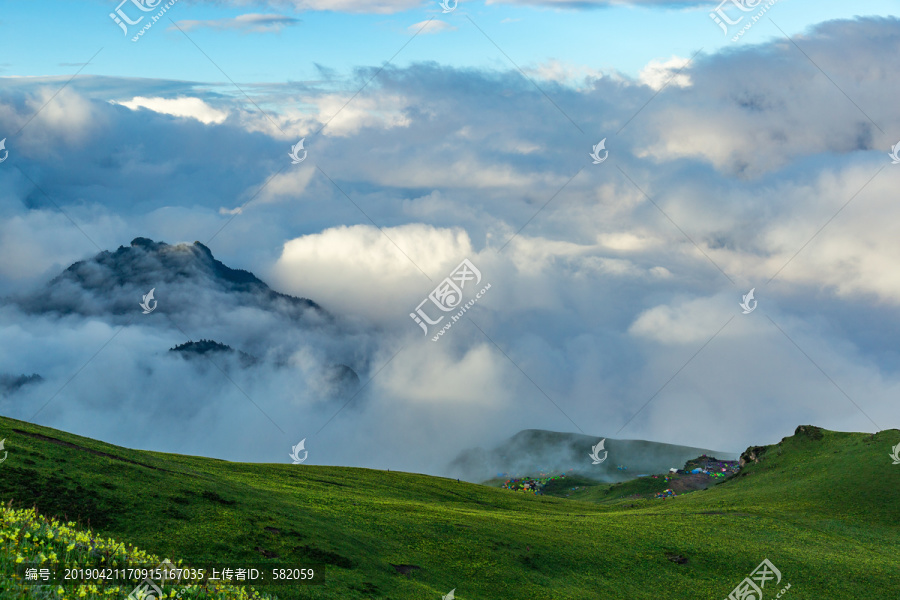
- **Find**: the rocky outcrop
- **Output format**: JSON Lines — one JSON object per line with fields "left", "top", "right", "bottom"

{"left": 739, "top": 445, "right": 768, "bottom": 467}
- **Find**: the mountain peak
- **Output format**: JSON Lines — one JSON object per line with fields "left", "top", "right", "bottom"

{"left": 193, "top": 241, "right": 214, "bottom": 257}
{"left": 130, "top": 237, "right": 162, "bottom": 250}
{"left": 15, "top": 237, "right": 325, "bottom": 320}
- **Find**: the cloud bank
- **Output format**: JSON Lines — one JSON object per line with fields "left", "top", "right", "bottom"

{"left": 1, "top": 16, "right": 898, "bottom": 478}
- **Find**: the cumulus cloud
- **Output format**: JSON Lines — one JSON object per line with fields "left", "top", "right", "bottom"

{"left": 0, "top": 86, "right": 98, "bottom": 151}
{"left": 270, "top": 224, "right": 474, "bottom": 325}
{"left": 636, "top": 18, "right": 899, "bottom": 176}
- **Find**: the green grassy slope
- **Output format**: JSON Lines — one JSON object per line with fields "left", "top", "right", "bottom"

{"left": 0, "top": 417, "right": 897, "bottom": 599}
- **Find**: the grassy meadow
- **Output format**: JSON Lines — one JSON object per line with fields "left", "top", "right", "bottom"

{"left": 0, "top": 416, "right": 897, "bottom": 599}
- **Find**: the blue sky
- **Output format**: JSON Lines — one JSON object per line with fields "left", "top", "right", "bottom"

{"left": 3, "top": 0, "right": 898, "bottom": 86}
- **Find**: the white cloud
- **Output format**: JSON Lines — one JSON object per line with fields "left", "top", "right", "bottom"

{"left": 302, "top": 92, "right": 412, "bottom": 136}
{"left": 636, "top": 20, "right": 899, "bottom": 176}
{"left": 245, "top": 165, "right": 318, "bottom": 205}
{"left": 523, "top": 59, "right": 605, "bottom": 89}
{"left": 0, "top": 211, "right": 121, "bottom": 284}
{"left": 381, "top": 344, "right": 510, "bottom": 408}
{"left": 113, "top": 96, "right": 228, "bottom": 124}
{"left": 597, "top": 231, "right": 661, "bottom": 252}
{"left": 270, "top": 224, "right": 475, "bottom": 324}
{"left": 629, "top": 294, "right": 735, "bottom": 345}
{"left": 638, "top": 55, "right": 693, "bottom": 91}
{"left": 1, "top": 87, "right": 98, "bottom": 150}
{"left": 754, "top": 166, "right": 900, "bottom": 303}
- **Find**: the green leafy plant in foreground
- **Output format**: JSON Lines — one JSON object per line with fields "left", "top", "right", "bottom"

{"left": 0, "top": 504, "right": 275, "bottom": 600}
